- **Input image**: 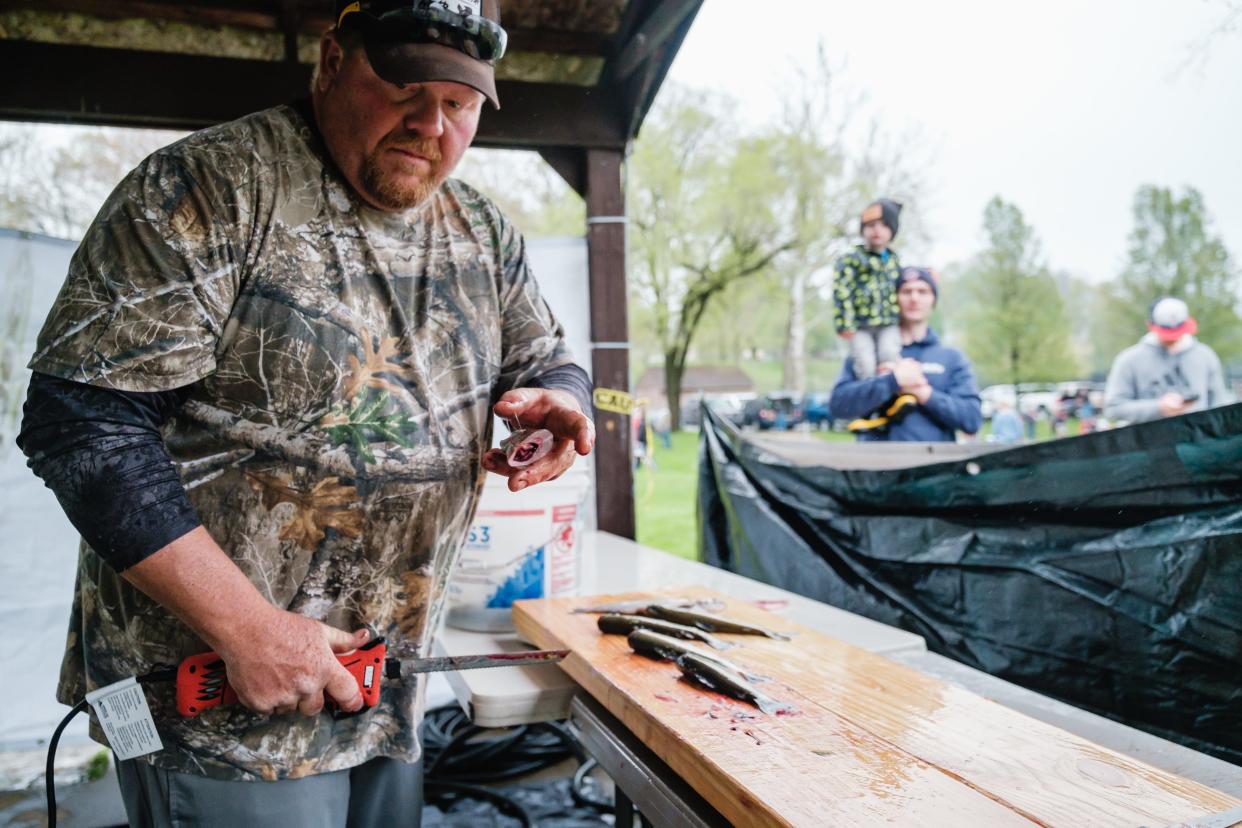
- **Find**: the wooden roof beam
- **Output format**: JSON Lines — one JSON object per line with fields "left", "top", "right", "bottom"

{"left": 1, "top": 0, "right": 329, "bottom": 34}
{"left": 606, "top": 0, "right": 699, "bottom": 81}
{"left": 277, "top": 0, "right": 302, "bottom": 63}
{"left": 2, "top": 0, "right": 612, "bottom": 55}
{"left": 0, "top": 38, "right": 627, "bottom": 149}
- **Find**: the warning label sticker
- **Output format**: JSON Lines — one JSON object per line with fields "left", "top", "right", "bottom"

{"left": 85, "top": 676, "right": 163, "bottom": 761}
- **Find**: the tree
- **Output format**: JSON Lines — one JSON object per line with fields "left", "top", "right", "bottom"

{"left": 1052, "top": 268, "right": 1111, "bottom": 379}
{"left": 1096, "top": 185, "right": 1241, "bottom": 363}
{"left": 628, "top": 86, "right": 800, "bottom": 429}
{"left": 957, "top": 197, "right": 1078, "bottom": 389}
{"left": 455, "top": 148, "right": 585, "bottom": 238}
{"left": 0, "top": 123, "right": 183, "bottom": 239}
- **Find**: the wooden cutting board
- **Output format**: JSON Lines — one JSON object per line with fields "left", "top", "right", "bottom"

{"left": 514, "top": 587, "right": 1239, "bottom": 828}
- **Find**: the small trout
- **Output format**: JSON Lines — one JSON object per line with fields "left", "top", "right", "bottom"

{"left": 676, "top": 653, "right": 793, "bottom": 716}
{"left": 627, "top": 630, "right": 767, "bottom": 684}
{"left": 645, "top": 605, "right": 792, "bottom": 640}
{"left": 597, "top": 613, "right": 734, "bottom": 650}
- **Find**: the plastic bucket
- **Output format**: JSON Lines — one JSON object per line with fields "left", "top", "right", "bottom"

{"left": 447, "top": 469, "right": 591, "bottom": 632}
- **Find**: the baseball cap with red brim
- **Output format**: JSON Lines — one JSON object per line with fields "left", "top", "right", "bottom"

{"left": 335, "top": 0, "right": 505, "bottom": 108}
{"left": 1147, "top": 296, "right": 1198, "bottom": 342}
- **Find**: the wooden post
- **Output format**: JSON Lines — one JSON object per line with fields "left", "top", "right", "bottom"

{"left": 585, "top": 148, "right": 635, "bottom": 539}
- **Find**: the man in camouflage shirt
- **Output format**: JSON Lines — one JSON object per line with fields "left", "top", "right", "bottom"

{"left": 18, "top": 1, "right": 593, "bottom": 825}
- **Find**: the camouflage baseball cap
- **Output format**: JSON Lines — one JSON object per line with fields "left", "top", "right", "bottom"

{"left": 335, "top": 0, "right": 505, "bottom": 108}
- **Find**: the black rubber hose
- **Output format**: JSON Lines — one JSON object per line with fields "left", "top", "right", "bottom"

{"left": 423, "top": 780, "right": 535, "bottom": 828}
{"left": 571, "top": 757, "right": 613, "bottom": 811}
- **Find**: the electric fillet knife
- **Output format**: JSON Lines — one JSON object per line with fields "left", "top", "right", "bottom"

{"left": 175, "top": 637, "right": 569, "bottom": 717}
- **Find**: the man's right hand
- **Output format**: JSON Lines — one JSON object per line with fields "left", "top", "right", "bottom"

{"left": 838, "top": 330, "right": 855, "bottom": 340}
{"left": 216, "top": 609, "right": 369, "bottom": 717}
{"left": 1157, "top": 391, "right": 1189, "bottom": 418}
{"left": 123, "top": 527, "right": 370, "bottom": 717}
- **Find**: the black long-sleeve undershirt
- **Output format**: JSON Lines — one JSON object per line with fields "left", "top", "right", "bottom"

{"left": 18, "top": 364, "right": 594, "bottom": 573}
{"left": 524, "top": 363, "right": 594, "bottom": 420}
{"left": 17, "top": 373, "right": 200, "bottom": 572}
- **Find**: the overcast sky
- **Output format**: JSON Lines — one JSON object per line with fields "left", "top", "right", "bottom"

{"left": 663, "top": 0, "right": 1242, "bottom": 283}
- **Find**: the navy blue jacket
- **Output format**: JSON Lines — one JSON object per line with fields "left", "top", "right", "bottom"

{"left": 829, "top": 328, "right": 983, "bottom": 442}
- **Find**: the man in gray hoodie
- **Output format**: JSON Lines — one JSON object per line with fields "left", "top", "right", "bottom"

{"left": 1104, "top": 296, "right": 1228, "bottom": 423}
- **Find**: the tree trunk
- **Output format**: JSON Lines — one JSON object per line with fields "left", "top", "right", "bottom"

{"left": 664, "top": 358, "right": 686, "bottom": 431}
{"left": 782, "top": 271, "right": 807, "bottom": 393}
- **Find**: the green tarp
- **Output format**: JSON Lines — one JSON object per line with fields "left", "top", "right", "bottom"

{"left": 698, "top": 403, "right": 1242, "bottom": 762}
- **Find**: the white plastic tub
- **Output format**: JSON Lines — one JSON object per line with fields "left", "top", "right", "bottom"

{"left": 447, "top": 469, "right": 592, "bottom": 632}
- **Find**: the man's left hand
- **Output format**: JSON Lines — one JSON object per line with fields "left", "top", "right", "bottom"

{"left": 892, "top": 358, "right": 927, "bottom": 393}
{"left": 482, "top": 388, "right": 595, "bottom": 492}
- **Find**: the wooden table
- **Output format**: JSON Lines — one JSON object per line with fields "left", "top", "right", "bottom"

{"left": 515, "top": 587, "right": 1241, "bottom": 828}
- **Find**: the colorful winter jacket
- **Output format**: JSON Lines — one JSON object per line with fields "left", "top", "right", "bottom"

{"left": 832, "top": 245, "right": 901, "bottom": 332}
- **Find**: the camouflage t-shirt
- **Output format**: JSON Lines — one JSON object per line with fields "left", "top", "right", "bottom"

{"left": 28, "top": 104, "right": 573, "bottom": 781}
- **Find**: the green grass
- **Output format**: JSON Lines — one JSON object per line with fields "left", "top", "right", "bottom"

{"left": 85, "top": 749, "right": 110, "bottom": 782}
{"left": 980, "top": 417, "right": 1082, "bottom": 441}
{"left": 810, "top": 428, "right": 856, "bottom": 443}
{"left": 633, "top": 431, "right": 701, "bottom": 560}
{"left": 634, "top": 426, "right": 851, "bottom": 560}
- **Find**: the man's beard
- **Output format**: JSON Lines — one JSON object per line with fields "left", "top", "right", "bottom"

{"left": 358, "top": 136, "right": 446, "bottom": 210}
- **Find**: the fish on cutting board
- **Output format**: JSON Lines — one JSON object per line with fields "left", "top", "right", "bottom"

{"left": 676, "top": 653, "right": 794, "bottom": 716}
{"left": 645, "top": 605, "right": 792, "bottom": 640}
{"left": 597, "top": 613, "right": 735, "bottom": 650}
{"left": 627, "top": 630, "right": 768, "bottom": 684}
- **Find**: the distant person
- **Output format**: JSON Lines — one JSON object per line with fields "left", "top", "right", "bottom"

{"left": 632, "top": 408, "right": 651, "bottom": 470}
{"left": 1021, "top": 407, "right": 1037, "bottom": 441}
{"left": 1103, "top": 296, "right": 1227, "bottom": 423}
{"left": 1076, "top": 392, "right": 1097, "bottom": 434}
{"left": 991, "top": 399, "right": 1024, "bottom": 444}
{"left": 833, "top": 199, "right": 904, "bottom": 379}
{"left": 830, "top": 267, "right": 983, "bottom": 441}
{"left": 1052, "top": 403, "right": 1070, "bottom": 438}
{"left": 651, "top": 407, "right": 672, "bottom": 449}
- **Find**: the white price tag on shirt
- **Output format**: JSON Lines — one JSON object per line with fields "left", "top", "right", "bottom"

{"left": 85, "top": 676, "right": 163, "bottom": 761}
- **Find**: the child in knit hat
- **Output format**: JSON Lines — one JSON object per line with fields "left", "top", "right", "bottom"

{"left": 833, "top": 199, "right": 903, "bottom": 378}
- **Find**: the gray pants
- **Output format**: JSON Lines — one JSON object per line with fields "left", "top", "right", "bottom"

{"left": 116, "top": 755, "right": 423, "bottom": 828}
{"left": 850, "top": 324, "right": 902, "bottom": 379}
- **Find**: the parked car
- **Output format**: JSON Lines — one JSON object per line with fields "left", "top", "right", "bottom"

{"left": 1056, "top": 381, "right": 1105, "bottom": 418}
{"left": 979, "top": 383, "right": 1061, "bottom": 419}
{"left": 742, "top": 392, "right": 804, "bottom": 431}
{"left": 700, "top": 393, "right": 753, "bottom": 427}
{"left": 803, "top": 392, "right": 834, "bottom": 430}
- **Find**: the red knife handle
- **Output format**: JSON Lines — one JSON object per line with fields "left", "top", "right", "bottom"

{"left": 176, "top": 638, "right": 387, "bottom": 718}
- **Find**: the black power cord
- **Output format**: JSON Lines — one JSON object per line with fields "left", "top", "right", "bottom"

{"left": 423, "top": 780, "right": 537, "bottom": 827}
{"left": 46, "top": 693, "right": 610, "bottom": 827}
{"left": 44, "top": 667, "right": 176, "bottom": 828}
{"left": 570, "top": 758, "right": 612, "bottom": 811}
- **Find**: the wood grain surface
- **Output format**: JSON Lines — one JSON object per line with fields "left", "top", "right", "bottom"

{"left": 514, "top": 587, "right": 1239, "bottom": 828}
